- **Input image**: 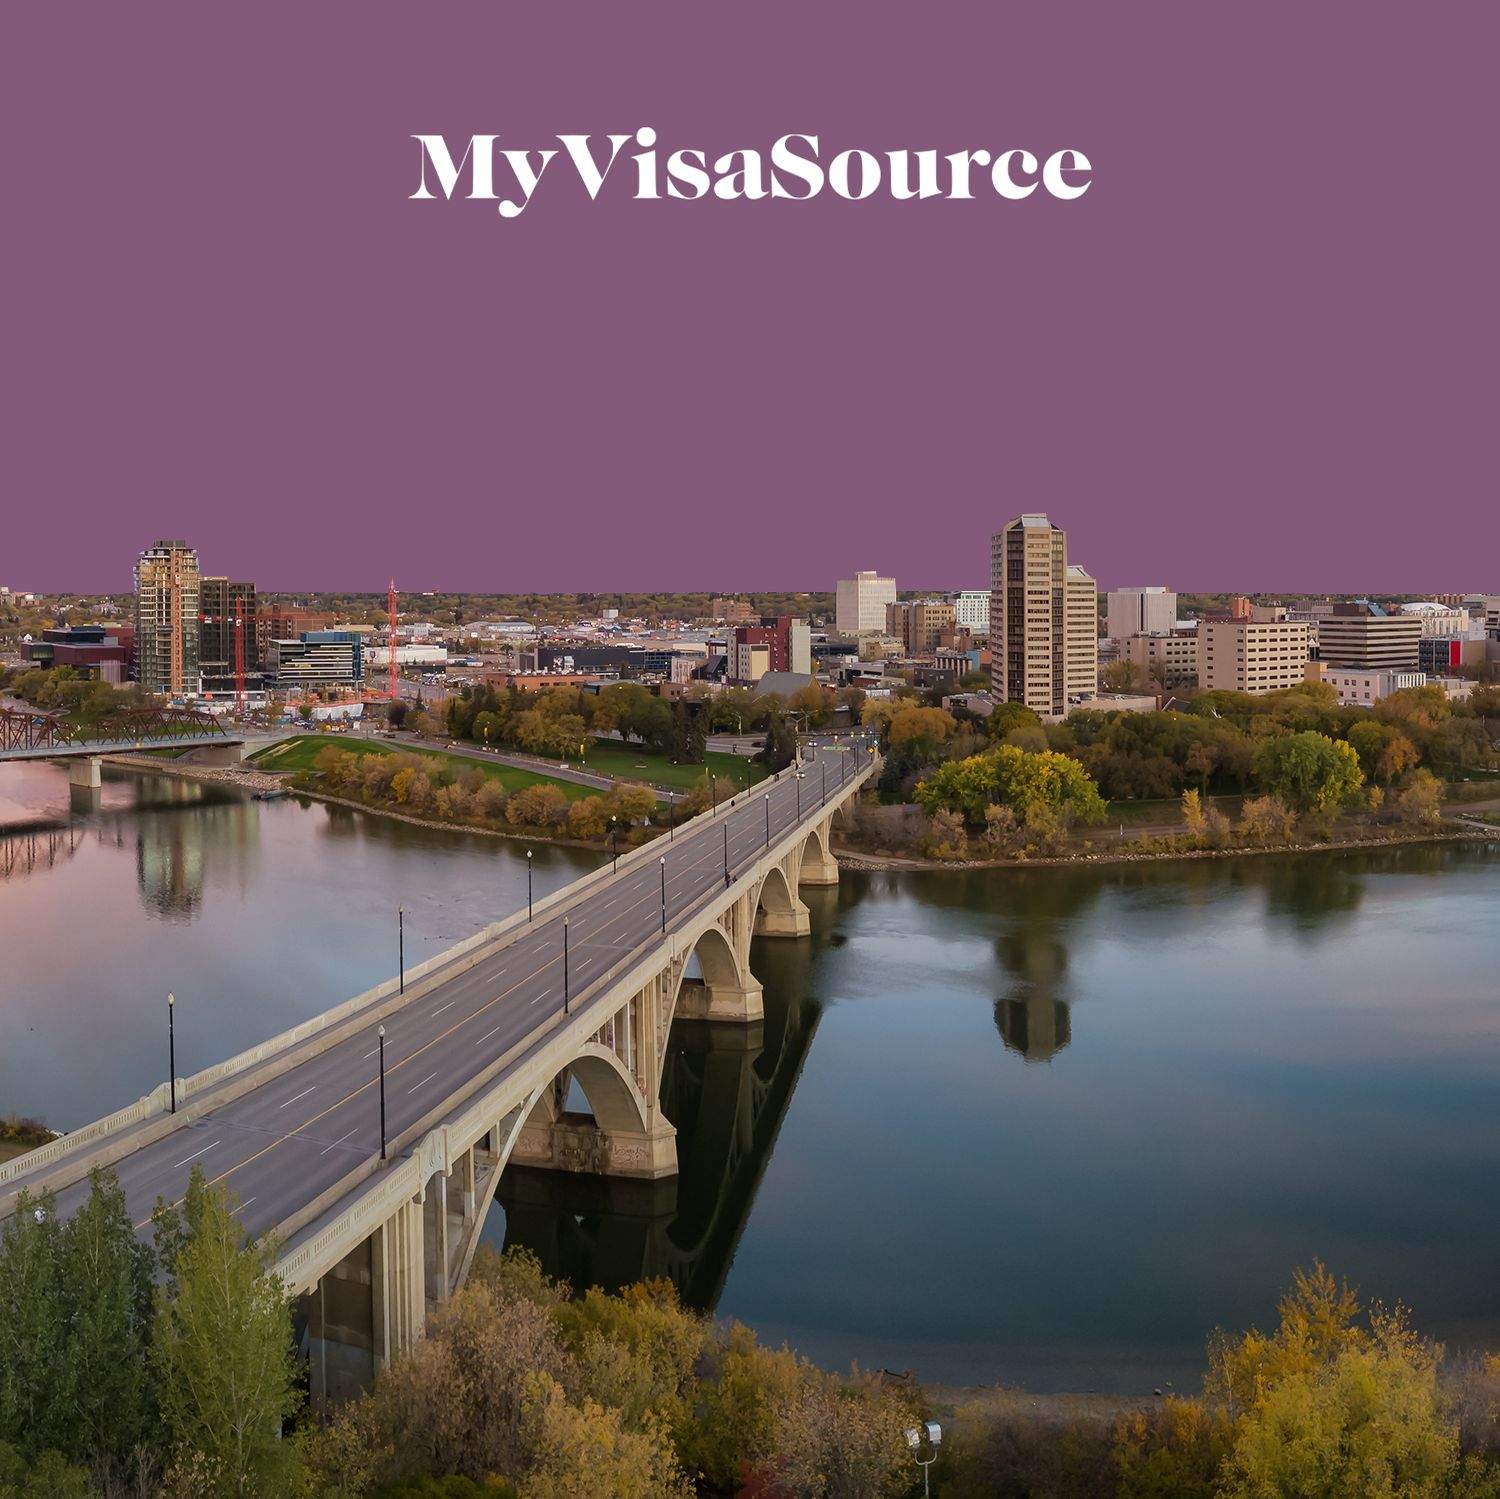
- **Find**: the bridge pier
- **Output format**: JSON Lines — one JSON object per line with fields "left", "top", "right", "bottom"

{"left": 188, "top": 741, "right": 245, "bottom": 766}
{"left": 66, "top": 755, "right": 102, "bottom": 812}
{"left": 509, "top": 1107, "right": 679, "bottom": 1181}
{"left": 674, "top": 974, "right": 764, "bottom": 1024}
{"left": 798, "top": 840, "right": 840, "bottom": 887}
{"left": 754, "top": 899, "right": 811, "bottom": 938}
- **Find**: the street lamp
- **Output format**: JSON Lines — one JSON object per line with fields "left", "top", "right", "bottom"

{"left": 398, "top": 907, "right": 405, "bottom": 995}
{"left": 905, "top": 1423, "right": 942, "bottom": 1498}
{"left": 610, "top": 815, "right": 618, "bottom": 872}
{"left": 764, "top": 793, "right": 770, "bottom": 848}
{"left": 526, "top": 850, "right": 533, "bottom": 920}
{"left": 563, "top": 916, "right": 570, "bottom": 1014}
{"left": 723, "top": 822, "right": 730, "bottom": 888}
{"left": 167, "top": 992, "right": 177, "bottom": 1113}
{"left": 659, "top": 856, "right": 667, "bottom": 933}
{"left": 821, "top": 761, "right": 827, "bottom": 805}
{"left": 795, "top": 770, "right": 804, "bottom": 817}
{"left": 377, "top": 1025, "right": 387, "bottom": 1160}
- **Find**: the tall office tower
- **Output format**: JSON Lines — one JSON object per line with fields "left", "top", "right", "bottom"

{"left": 199, "top": 576, "right": 260, "bottom": 697}
{"left": 989, "top": 514, "right": 1098, "bottom": 714}
{"left": 1105, "top": 586, "right": 1177, "bottom": 641}
{"left": 835, "top": 570, "right": 897, "bottom": 635}
{"left": 1318, "top": 601, "right": 1422, "bottom": 670}
{"left": 134, "top": 539, "right": 202, "bottom": 695}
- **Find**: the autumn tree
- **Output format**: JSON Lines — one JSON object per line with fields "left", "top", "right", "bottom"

{"left": 1253, "top": 731, "right": 1364, "bottom": 815}
{"left": 150, "top": 1169, "right": 301, "bottom": 1496}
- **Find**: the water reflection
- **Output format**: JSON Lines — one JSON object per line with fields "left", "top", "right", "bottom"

{"left": 489, "top": 938, "right": 822, "bottom": 1307}
{"left": 134, "top": 794, "right": 261, "bottom": 920}
{"left": 0, "top": 822, "right": 87, "bottom": 884}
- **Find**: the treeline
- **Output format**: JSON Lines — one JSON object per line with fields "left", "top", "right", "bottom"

{"left": 1, "top": 1169, "right": 298, "bottom": 1497}
{"left": 851, "top": 683, "right": 1499, "bottom": 861}
{"left": 0, "top": 665, "right": 142, "bottom": 722}
{"left": 282, "top": 592, "right": 834, "bottom": 629}
{"left": 305, "top": 745, "right": 741, "bottom": 844}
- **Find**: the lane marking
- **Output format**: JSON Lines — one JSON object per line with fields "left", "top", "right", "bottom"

{"left": 277, "top": 1087, "right": 316, "bottom": 1109}
{"left": 430, "top": 1001, "right": 454, "bottom": 1017}
{"left": 407, "top": 1071, "right": 438, "bottom": 1094}
{"left": 318, "top": 1127, "right": 360, "bottom": 1157}
{"left": 172, "top": 1140, "right": 220, "bottom": 1170}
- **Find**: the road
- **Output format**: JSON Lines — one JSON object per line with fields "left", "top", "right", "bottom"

{"left": 7, "top": 740, "right": 872, "bottom": 1244}
{"left": 400, "top": 732, "right": 683, "bottom": 802}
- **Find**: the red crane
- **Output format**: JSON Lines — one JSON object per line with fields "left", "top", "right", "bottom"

{"left": 387, "top": 578, "right": 399, "bottom": 702}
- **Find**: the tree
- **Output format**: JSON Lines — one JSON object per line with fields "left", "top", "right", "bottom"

{"left": 914, "top": 746, "right": 1108, "bottom": 831}
{"left": 606, "top": 785, "right": 657, "bottom": 826}
{"left": 0, "top": 1444, "right": 91, "bottom": 1499}
{"left": 566, "top": 796, "right": 610, "bottom": 840}
{"left": 505, "top": 785, "right": 568, "bottom": 828}
{"left": 386, "top": 700, "right": 409, "bottom": 730}
{"left": 150, "top": 1169, "right": 301, "bottom": 1496}
{"left": 525, "top": 1382, "right": 691, "bottom": 1499}
{"left": 1393, "top": 768, "right": 1444, "bottom": 825}
{"left": 769, "top": 1370, "right": 915, "bottom": 1499}
{"left": 0, "top": 1191, "right": 71, "bottom": 1459}
{"left": 1253, "top": 731, "right": 1364, "bottom": 815}
{"left": 57, "top": 1169, "right": 156, "bottom": 1479}
{"left": 756, "top": 714, "right": 798, "bottom": 772}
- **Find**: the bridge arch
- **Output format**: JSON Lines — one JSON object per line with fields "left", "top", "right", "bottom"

{"left": 753, "top": 863, "right": 810, "bottom": 939}
{"left": 670, "top": 922, "right": 762, "bottom": 1026}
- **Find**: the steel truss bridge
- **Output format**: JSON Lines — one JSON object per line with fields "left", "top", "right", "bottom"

{"left": 0, "top": 705, "right": 238, "bottom": 761}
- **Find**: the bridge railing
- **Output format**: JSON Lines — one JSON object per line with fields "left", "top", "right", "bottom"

{"left": 0, "top": 740, "right": 878, "bottom": 1205}
{"left": 270, "top": 751, "right": 877, "bottom": 1289}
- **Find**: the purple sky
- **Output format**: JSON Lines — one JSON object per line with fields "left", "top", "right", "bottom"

{"left": 3, "top": 5, "right": 1494, "bottom": 597}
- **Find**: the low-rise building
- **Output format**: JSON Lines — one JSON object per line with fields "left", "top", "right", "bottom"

{"left": 1199, "top": 617, "right": 1311, "bottom": 694}
{"left": 1321, "top": 666, "right": 1427, "bottom": 706}
{"left": 1120, "top": 630, "right": 1199, "bottom": 688}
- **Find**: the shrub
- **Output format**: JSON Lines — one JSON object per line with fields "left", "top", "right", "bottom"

{"left": 566, "top": 797, "right": 610, "bottom": 840}
{"left": 505, "top": 785, "right": 569, "bottom": 828}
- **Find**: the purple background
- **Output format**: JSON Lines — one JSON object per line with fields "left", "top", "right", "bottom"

{"left": 2, "top": 4, "right": 1494, "bottom": 595}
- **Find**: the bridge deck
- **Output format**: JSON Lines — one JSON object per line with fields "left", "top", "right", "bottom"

{"left": 3, "top": 740, "right": 870, "bottom": 1249}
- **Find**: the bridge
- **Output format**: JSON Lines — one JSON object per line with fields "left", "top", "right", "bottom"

{"left": 0, "top": 704, "right": 245, "bottom": 806}
{"left": 0, "top": 735, "right": 878, "bottom": 1390}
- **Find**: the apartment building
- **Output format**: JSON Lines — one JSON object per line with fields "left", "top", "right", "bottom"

{"left": 885, "top": 598, "right": 957, "bottom": 655}
{"left": 1105, "top": 586, "right": 1176, "bottom": 641}
{"left": 950, "top": 589, "right": 991, "bottom": 635}
{"left": 133, "top": 539, "right": 202, "bottom": 695}
{"left": 1199, "top": 617, "right": 1311, "bottom": 694}
{"left": 1318, "top": 601, "right": 1421, "bottom": 671}
{"left": 199, "top": 576, "right": 262, "bottom": 697}
{"left": 1120, "top": 629, "right": 1200, "bottom": 687}
{"left": 835, "top": 570, "right": 897, "bottom": 634}
{"left": 989, "top": 514, "right": 1098, "bottom": 715}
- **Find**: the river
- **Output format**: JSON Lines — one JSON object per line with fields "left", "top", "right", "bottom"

{"left": 2, "top": 760, "right": 1497, "bottom": 1392}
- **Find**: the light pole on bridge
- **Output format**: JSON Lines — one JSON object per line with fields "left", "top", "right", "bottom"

{"left": 764, "top": 793, "right": 770, "bottom": 849}
{"left": 167, "top": 992, "right": 177, "bottom": 1114}
{"left": 795, "top": 770, "right": 804, "bottom": 817}
{"left": 398, "top": 907, "right": 405, "bottom": 995}
{"left": 563, "top": 916, "right": 570, "bottom": 1015}
{"left": 609, "top": 815, "right": 618, "bottom": 872}
{"left": 723, "top": 823, "right": 730, "bottom": 888}
{"left": 377, "top": 1025, "right": 387, "bottom": 1160}
{"left": 526, "top": 850, "right": 533, "bottom": 921}
{"left": 660, "top": 856, "right": 667, "bottom": 934}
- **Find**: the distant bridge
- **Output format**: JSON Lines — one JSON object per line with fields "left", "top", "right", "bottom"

{"left": 0, "top": 736, "right": 878, "bottom": 1393}
{"left": 0, "top": 705, "right": 241, "bottom": 762}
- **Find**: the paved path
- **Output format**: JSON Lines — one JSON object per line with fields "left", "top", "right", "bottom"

{"left": 7, "top": 741, "right": 872, "bottom": 1243}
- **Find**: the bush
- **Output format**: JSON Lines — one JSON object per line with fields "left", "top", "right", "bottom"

{"left": 505, "top": 785, "right": 568, "bottom": 828}
{"left": 566, "top": 797, "right": 610, "bottom": 840}
{"left": 475, "top": 780, "right": 508, "bottom": 821}
{"left": 1112, "top": 1398, "right": 1233, "bottom": 1497}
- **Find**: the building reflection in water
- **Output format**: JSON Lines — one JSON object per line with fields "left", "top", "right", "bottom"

{"left": 133, "top": 780, "right": 261, "bottom": 920}
{"left": 484, "top": 910, "right": 826, "bottom": 1310}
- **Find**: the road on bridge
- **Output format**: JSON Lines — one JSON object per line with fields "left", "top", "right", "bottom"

{"left": 6, "top": 739, "right": 873, "bottom": 1245}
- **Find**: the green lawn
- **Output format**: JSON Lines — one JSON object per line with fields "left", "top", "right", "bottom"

{"left": 578, "top": 737, "right": 768, "bottom": 791}
{"left": 251, "top": 735, "right": 594, "bottom": 801}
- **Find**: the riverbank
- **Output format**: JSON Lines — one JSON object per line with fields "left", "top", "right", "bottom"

{"left": 833, "top": 820, "right": 1494, "bottom": 872}
{"left": 103, "top": 752, "right": 286, "bottom": 795}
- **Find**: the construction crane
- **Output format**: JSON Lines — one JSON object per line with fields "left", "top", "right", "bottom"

{"left": 387, "top": 578, "right": 399, "bottom": 702}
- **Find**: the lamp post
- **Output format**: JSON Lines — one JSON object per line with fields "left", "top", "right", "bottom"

{"left": 167, "top": 992, "right": 177, "bottom": 1113}
{"left": 795, "top": 770, "right": 804, "bottom": 817}
{"left": 563, "top": 916, "right": 570, "bottom": 1014}
{"left": 723, "top": 823, "right": 730, "bottom": 888}
{"left": 822, "top": 761, "right": 827, "bottom": 805}
{"left": 398, "top": 906, "right": 405, "bottom": 995}
{"left": 610, "top": 815, "right": 618, "bottom": 872}
{"left": 526, "top": 850, "right": 533, "bottom": 920}
{"left": 660, "top": 856, "right": 667, "bottom": 933}
{"left": 764, "top": 793, "right": 770, "bottom": 848}
{"left": 377, "top": 1025, "right": 387, "bottom": 1160}
{"left": 905, "top": 1423, "right": 942, "bottom": 1499}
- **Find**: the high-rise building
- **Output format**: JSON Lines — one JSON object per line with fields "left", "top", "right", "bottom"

{"left": 1199, "top": 617, "right": 1311, "bottom": 694}
{"left": 1105, "top": 586, "right": 1176, "bottom": 641}
{"left": 1120, "top": 629, "right": 1200, "bottom": 688}
{"left": 199, "top": 577, "right": 262, "bottom": 698}
{"left": 728, "top": 616, "right": 811, "bottom": 682}
{"left": 950, "top": 589, "right": 991, "bottom": 635}
{"left": 835, "top": 570, "right": 896, "bottom": 635}
{"left": 988, "top": 514, "right": 1098, "bottom": 714}
{"left": 1318, "top": 601, "right": 1421, "bottom": 671}
{"left": 133, "top": 539, "right": 202, "bottom": 695}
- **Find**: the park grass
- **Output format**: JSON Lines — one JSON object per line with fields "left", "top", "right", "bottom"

{"left": 251, "top": 735, "right": 593, "bottom": 801}
{"left": 579, "top": 737, "right": 768, "bottom": 791}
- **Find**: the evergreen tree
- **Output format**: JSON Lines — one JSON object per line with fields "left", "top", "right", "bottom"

{"left": 57, "top": 1168, "right": 157, "bottom": 1477}
{"left": 0, "top": 1190, "right": 72, "bottom": 1459}
{"left": 151, "top": 1168, "right": 302, "bottom": 1496}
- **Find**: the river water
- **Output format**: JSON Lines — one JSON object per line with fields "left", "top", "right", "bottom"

{"left": 2, "top": 761, "right": 1497, "bottom": 1392}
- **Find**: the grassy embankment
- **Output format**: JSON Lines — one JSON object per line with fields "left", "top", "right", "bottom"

{"left": 250, "top": 735, "right": 592, "bottom": 801}
{"left": 578, "top": 736, "right": 768, "bottom": 791}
